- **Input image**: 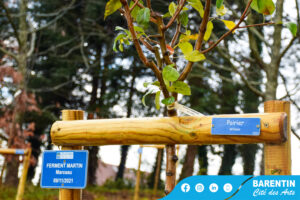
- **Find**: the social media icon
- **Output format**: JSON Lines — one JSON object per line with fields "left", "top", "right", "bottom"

{"left": 181, "top": 183, "right": 190, "bottom": 192}
{"left": 223, "top": 183, "right": 233, "bottom": 193}
{"left": 195, "top": 183, "right": 204, "bottom": 192}
{"left": 209, "top": 183, "right": 218, "bottom": 192}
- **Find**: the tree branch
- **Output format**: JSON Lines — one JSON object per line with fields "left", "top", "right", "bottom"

{"left": 291, "top": 128, "right": 300, "bottom": 142}
{"left": 0, "top": 46, "right": 18, "bottom": 61}
{"left": 0, "top": 1, "right": 21, "bottom": 45}
{"left": 178, "top": 0, "right": 211, "bottom": 81}
{"left": 201, "top": 0, "right": 253, "bottom": 54}
{"left": 164, "top": 0, "right": 186, "bottom": 30}
{"left": 277, "top": 36, "right": 298, "bottom": 65}
{"left": 26, "top": 21, "right": 36, "bottom": 57}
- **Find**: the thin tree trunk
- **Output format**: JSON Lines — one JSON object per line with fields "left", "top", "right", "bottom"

{"left": 116, "top": 64, "right": 137, "bottom": 180}
{"left": 86, "top": 45, "right": 102, "bottom": 185}
{"left": 198, "top": 145, "right": 208, "bottom": 175}
{"left": 5, "top": 0, "right": 28, "bottom": 186}
{"left": 179, "top": 145, "right": 197, "bottom": 181}
{"left": 218, "top": 145, "right": 237, "bottom": 175}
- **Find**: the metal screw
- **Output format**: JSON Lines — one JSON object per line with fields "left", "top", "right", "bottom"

{"left": 212, "top": 124, "right": 215, "bottom": 128}
{"left": 256, "top": 125, "right": 260, "bottom": 128}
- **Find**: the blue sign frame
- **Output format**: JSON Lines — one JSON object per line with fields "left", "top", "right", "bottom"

{"left": 211, "top": 118, "right": 261, "bottom": 136}
{"left": 40, "top": 150, "right": 88, "bottom": 189}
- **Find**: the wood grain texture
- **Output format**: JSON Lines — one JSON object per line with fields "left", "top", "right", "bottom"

{"left": 51, "top": 113, "right": 287, "bottom": 146}
{"left": 59, "top": 110, "right": 84, "bottom": 200}
{"left": 264, "top": 101, "right": 291, "bottom": 175}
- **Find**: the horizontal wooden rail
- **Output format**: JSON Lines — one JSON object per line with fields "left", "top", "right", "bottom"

{"left": 51, "top": 113, "right": 287, "bottom": 146}
{"left": 0, "top": 148, "right": 29, "bottom": 155}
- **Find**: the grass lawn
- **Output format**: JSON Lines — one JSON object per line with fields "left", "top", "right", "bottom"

{"left": 0, "top": 185, "right": 164, "bottom": 200}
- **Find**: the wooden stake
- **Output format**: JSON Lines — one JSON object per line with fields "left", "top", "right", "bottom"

{"left": 264, "top": 101, "right": 291, "bottom": 175}
{"left": 59, "top": 110, "right": 84, "bottom": 200}
{"left": 16, "top": 148, "right": 31, "bottom": 200}
{"left": 51, "top": 113, "right": 287, "bottom": 146}
{"left": 134, "top": 148, "right": 142, "bottom": 200}
{"left": 0, "top": 158, "right": 6, "bottom": 185}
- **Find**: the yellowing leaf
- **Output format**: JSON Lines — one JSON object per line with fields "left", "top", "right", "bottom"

{"left": 163, "top": 64, "right": 179, "bottom": 82}
{"left": 251, "top": 0, "right": 275, "bottom": 15}
{"left": 189, "top": 34, "right": 198, "bottom": 40}
{"left": 179, "top": 42, "right": 193, "bottom": 54}
{"left": 222, "top": 20, "right": 236, "bottom": 33}
{"left": 184, "top": 50, "right": 206, "bottom": 62}
{"left": 216, "top": 5, "right": 227, "bottom": 16}
{"left": 104, "top": 0, "right": 122, "bottom": 19}
{"left": 204, "top": 21, "right": 213, "bottom": 41}
{"left": 187, "top": 0, "right": 204, "bottom": 18}
{"left": 169, "top": 2, "right": 177, "bottom": 16}
{"left": 155, "top": 91, "right": 161, "bottom": 110}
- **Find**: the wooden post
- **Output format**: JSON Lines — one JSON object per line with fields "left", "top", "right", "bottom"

{"left": 16, "top": 148, "right": 31, "bottom": 200}
{"left": 0, "top": 158, "right": 6, "bottom": 185}
{"left": 59, "top": 110, "right": 84, "bottom": 200}
{"left": 264, "top": 101, "right": 291, "bottom": 175}
{"left": 134, "top": 147, "right": 142, "bottom": 200}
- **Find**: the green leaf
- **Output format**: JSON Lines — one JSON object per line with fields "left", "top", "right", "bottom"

{"left": 161, "top": 96, "right": 175, "bottom": 105}
{"left": 143, "top": 81, "right": 160, "bottom": 88}
{"left": 113, "top": 33, "right": 126, "bottom": 52}
{"left": 119, "top": 43, "right": 124, "bottom": 52}
{"left": 251, "top": 0, "right": 275, "bottom": 15}
{"left": 104, "top": 0, "right": 122, "bottom": 19}
{"left": 137, "top": 8, "right": 150, "bottom": 28}
{"left": 130, "top": 0, "right": 143, "bottom": 20}
{"left": 179, "top": 12, "right": 189, "bottom": 27}
{"left": 142, "top": 90, "right": 154, "bottom": 106}
{"left": 169, "top": 81, "right": 191, "bottom": 95}
{"left": 204, "top": 21, "right": 213, "bottom": 41}
{"left": 179, "top": 42, "right": 193, "bottom": 54}
{"left": 287, "top": 22, "right": 297, "bottom": 37}
{"left": 162, "top": 64, "right": 179, "bottom": 82}
{"left": 187, "top": 0, "right": 204, "bottom": 18}
{"left": 152, "top": 81, "right": 160, "bottom": 87}
{"left": 169, "top": 2, "right": 177, "bottom": 16}
{"left": 184, "top": 50, "right": 206, "bottom": 62}
{"left": 155, "top": 91, "right": 161, "bottom": 110}
{"left": 216, "top": 0, "right": 224, "bottom": 9}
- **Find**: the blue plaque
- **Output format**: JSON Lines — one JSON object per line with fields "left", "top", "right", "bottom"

{"left": 40, "top": 150, "right": 88, "bottom": 189}
{"left": 211, "top": 118, "right": 261, "bottom": 136}
{"left": 15, "top": 149, "right": 25, "bottom": 155}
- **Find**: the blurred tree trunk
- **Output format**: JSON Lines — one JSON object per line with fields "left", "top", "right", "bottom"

{"left": 239, "top": 7, "right": 263, "bottom": 175}
{"left": 86, "top": 45, "right": 102, "bottom": 185}
{"left": 179, "top": 145, "right": 197, "bottom": 181}
{"left": 198, "top": 145, "right": 208, "bottom": 175}
{"left": 148, "top": 148, "right": 164, "bottom": 189}
{"left": 218, "top": 65, "right": 238, "bottom": 175}
{"left": 116, "top": 64, "right": 137, "bottom": 180}
{"left": 5, "top": 0, "right": 28, "bottom": 186}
